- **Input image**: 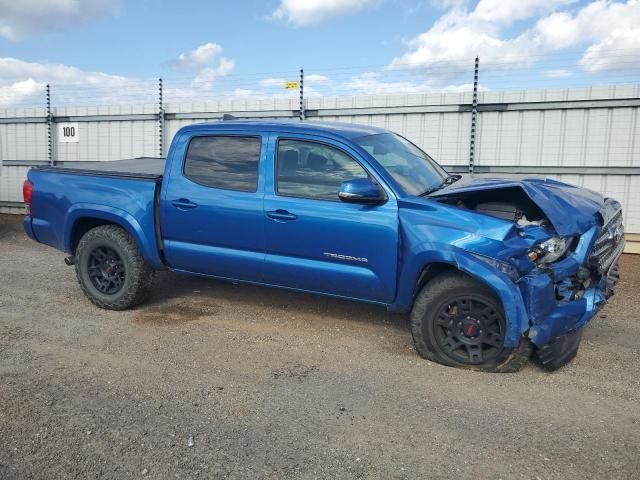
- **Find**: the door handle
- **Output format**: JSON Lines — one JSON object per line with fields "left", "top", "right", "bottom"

{"left": 266, "top": 209, "right": 297, "bottom": 221}
{"left": 171, "top": 198, "right": 198, "bottom": 209}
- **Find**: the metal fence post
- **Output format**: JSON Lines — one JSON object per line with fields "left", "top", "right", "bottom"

{"left": 158, "top": 78, "right": 165, "bottom": 158}
{"left": 299, "top": 68, "right": 305, "bottom": 121}
{"left": 469, "top": 57, "right": 479, "bottom": 174}
{"left": 46, "top": 83, "right": 53, "bottom": 166}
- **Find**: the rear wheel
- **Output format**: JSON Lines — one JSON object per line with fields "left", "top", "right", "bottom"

{"left": 75, "top": 225, "right": 154, "bottom": 310}
{"left": 410, "top": 272, "right": 531, "bottom": 372}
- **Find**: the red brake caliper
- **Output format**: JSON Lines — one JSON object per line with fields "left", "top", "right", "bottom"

{"left": 465, "top": 324, "right": 476, "bottom": 337}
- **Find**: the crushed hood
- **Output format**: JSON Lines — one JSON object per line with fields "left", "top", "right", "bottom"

{"left": 430, "top": 175, "right": 604, "bottom": 236}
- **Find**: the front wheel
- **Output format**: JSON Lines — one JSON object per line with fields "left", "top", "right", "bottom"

{"left": 410, "top": 272, "right": 531, "bottom": 372}
{"left": 75, "top": 225, "right": 154, "bottom": 310}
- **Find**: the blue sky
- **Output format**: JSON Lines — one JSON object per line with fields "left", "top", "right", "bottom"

{"left": 1, "top": 1, "right": 429, "bottom": 76}
{"left": 0, "top": 0, "right": 639, "bottom": 106}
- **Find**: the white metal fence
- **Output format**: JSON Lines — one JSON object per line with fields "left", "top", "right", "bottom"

{"left": 1, "top": 85, "right": 639, "bottom": 237}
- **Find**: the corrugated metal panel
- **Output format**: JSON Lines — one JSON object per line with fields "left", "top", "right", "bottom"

{"left": 0, "top": 87, "right": 638, "bottom": 235}
{"left": 54, "top": 104, "right": 159, "bottom": 162}
{"left": 0, "top": 165, "right": 29, "bottom": 202}
{"left": 0, "top": 122, "right": 48, "bottom": 161}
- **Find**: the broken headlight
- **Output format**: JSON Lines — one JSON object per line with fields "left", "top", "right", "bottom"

{"left": 529, "top": 236, "right": 572, "bottom": 264}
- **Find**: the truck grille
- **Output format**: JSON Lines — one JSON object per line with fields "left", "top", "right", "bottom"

{"left": 588, "top": 200, "right": 624, "bottom": 274}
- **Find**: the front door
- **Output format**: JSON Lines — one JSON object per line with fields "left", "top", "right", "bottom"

{"left": 263, "top": 135, "right": 398, "bottom": 303}
{"left": 161, "top": 132, "right": 266, "bottom": 282}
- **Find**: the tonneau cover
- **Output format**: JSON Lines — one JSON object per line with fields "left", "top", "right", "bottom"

{"left": 34, "top": 157, "right": 165, "bottom": 180}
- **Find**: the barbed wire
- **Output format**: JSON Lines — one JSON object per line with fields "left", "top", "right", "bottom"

{"left": 1, "top": 52, "right": 639, "bottom": 109}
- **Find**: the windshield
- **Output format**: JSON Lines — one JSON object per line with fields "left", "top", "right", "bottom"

{"left": 353, "top": 133, "right": 448, "bottom": 196}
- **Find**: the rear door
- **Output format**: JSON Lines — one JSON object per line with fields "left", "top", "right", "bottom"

{"left": 262, "top": 134, "right": 399, "bottom": 303}
{"left": 160, "top": 131, "right": 266, "bottom": 282}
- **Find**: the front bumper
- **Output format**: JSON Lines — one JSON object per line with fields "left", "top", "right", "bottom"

{"left": 521, "top": 273, "right": 610, "bottom": 348}
{"left": 520, "top": 199, "right": 624, "bottom": 350}
{"left": 513, "top": 260, "right": 618, "bottom": 371}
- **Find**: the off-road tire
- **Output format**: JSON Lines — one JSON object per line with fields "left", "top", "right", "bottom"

{"left": 75, "top": 225, "right": 154, "bottom": 310}
{"left": 410, "top": 272, "right": 532, "bottom": 372}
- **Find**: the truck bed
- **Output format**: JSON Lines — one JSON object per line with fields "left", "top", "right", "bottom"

{"left": 34, "top": 157, "right": 165, "bottom": 180}
{"left": 26, "top": 158, "right": 165, "bottom": 268}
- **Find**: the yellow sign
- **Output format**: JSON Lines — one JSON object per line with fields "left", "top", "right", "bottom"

{"left": 285, "top": 80, "right": 299, "bottom": 89}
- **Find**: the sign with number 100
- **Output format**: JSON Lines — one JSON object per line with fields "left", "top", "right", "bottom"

{"left": 58, "top": 123, "right": 79, "bottom": 143}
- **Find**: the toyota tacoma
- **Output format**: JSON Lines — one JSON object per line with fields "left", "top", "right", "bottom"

{"left": 23, "top": 120, "right": 624, "bottom": 371}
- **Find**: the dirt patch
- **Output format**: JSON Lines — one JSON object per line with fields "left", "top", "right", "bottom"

{"left": 134, "top": 298, "right": 220, "bottom": 324}
{"left": 0, "top": 214, "right": 22, "bottom": 225}
{"left": 272, "top": 363, "right": 319, "bottom": 382}
{"left": 0, "top": 214, "right": 22, "bottom": 240}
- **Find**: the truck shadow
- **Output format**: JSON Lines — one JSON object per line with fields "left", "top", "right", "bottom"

{"left": 141, "top": 270, "right": 409, "bottom": 335}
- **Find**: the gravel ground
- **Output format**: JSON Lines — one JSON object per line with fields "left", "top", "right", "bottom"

{"left": 1, "top": 213, "right": 639, "bottom": 479}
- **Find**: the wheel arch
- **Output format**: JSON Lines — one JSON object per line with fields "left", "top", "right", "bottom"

{"left": 69, "top": 217, "right": 117, "bottom": 253}
{"left": 393, "top": 248, "right": 529, "bottom": 348}
{"left": 414, "top": 262, "right": 460, "bottom": 300}
{"left": 64, "top": 204, "right": 163, "bottom": 268}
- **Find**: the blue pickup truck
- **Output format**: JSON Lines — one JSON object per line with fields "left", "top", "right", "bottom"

{"left": 23, "top": 120, "right": 624, "bottom": 372}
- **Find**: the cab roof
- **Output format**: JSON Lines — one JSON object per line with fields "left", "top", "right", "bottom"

{"left": 187, "top": 120, "right": 389, "bottom": 141}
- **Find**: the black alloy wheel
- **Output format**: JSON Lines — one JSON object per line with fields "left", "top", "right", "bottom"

{"left": 410, "top": 272, "right": 532, "bottom": 372}
{"left": 75, "top": 225, "right": 154, "bottom": 310}
{"left": 86, "top": 246, "right": 126, "bottom": 295}
{"left": 432, "top": 296, "right": 505, "bottom": 365}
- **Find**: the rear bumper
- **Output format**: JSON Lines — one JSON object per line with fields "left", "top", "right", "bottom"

{"left": 23, "top": 215, "right": 38, "bottom": 242}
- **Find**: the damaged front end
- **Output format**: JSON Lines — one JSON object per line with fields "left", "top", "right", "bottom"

{"left": 431, "top": 177, "right": 625, "bottom": 370}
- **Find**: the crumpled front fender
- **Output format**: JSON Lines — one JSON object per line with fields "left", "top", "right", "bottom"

{"left": 391, "top": 245, "right": 530, "bottom": 347}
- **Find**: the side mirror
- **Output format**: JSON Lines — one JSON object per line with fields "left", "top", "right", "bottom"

{"left": 338, "top": 178, "right": 386, "bottom": 205}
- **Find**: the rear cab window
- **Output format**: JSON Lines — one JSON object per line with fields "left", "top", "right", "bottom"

{"left": 184, "top": 135, "right": 262, "bottom": 192}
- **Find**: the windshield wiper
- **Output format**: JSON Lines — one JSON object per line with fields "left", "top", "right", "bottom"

{"left": 418, "top": 174, "right": 461, "bottom": 196}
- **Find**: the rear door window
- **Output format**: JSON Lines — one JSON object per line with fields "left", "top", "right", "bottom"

{"left": 184, "top": 136, "right": 261, "bottom": 192}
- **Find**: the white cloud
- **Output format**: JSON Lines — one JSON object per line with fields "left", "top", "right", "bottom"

{"left": 172, "top": 43, "right": 236, "bottom": 89}
{"left": 306, "top": 73, "right": 330, "bottom": 83}
{"left": 0, "top": 57, "right": 129, "bottom": 87}
{"left": 342, "top": 72, "right": 425, "bottom": 95}
{"left": 390, "top": 0, "right": 640, "bottom": 84}
{"left": 0, "top": 56, "right": 154, "bottom": 107}
{"left": 472, "top": 0, "right": 577, "bottom": 25}
{"left": 0, "top": 44, "right": 237, "bottom": 108}
{"left": 0, "top": 55, "right": 477, "bottom": 108}
{"left": 173, "top": 43, "right": 223, "bottom": 69}
{"left": 530, "top": 1, "right": 640, "bottom": 57}
{"left": 537, "top": 0, "right": 640, "bottom": 73}
{"left": 259, "top": 77, "right": 286, "bottom": 88}
{"left": 389, "top": 0, "right": 577, "bottom": 77}
{"left": 580, "top": 30, "right": 640, "bottom": 72}
{"left": 0, "top": 0, "right": 119, "bottom": 40}
{"left": 339, "top": 71, "right": 480, "bottom": 95}
{"left": 544, "top": 69, "right": 573, "bottom": 78}
{"left": 192, "top": 58, "right": 235, "bottom": 87}
{"left": 0, "top": 78, "right": 44, "bottom": 107}
{"left": 233, "top": 88, "right": 254, "bottom": 97}
{"left": 271, "top": 0, "right": 379, "bottom": 25}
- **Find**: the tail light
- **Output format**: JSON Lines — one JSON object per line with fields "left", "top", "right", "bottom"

{"left": 23, "top": 179, "right": 33, "bottom": 214}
